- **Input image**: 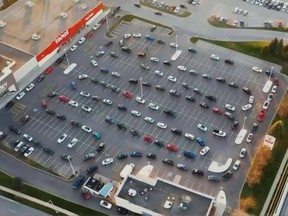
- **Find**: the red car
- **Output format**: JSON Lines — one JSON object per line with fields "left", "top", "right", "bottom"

{"left": 166, "top": 144, "right": 179, "bottom": 152}
{"left": 81, "top": 193, "right": 92, "bottom": 200}
{"left": 257, "top": 110, "right": 265, "bottom": 122}
{"left": 144, "top": 135, "right": 153, "bottom": 143}
{"left": 21, "top": 115, "right": 31, "bottom": 125}
{"left": 86, "top": 32, "right": 93, "bottom": 38}
{"left": 44, "top": 66, "right": 53, "bottom": 75}
{"left": 138, "top": 52, "right": 146, "bottom": 57}
{"left": 59, "top": 95, "right": 70, "bottom": 102}
{"left": 41, "top": 99, "right": 47, "bottom": 109}
{"left": 212, "top": 107, "right": 222, "bottom": 115}
{"left": 122, "top": 91, "right": 133, "bottom": 98}
{"left": 273, "top": 78, "right": 279, "bottom": 86}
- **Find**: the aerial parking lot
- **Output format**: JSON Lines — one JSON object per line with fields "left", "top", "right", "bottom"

{"left": 0, "top": 17, "right": 287, "bottom": 209}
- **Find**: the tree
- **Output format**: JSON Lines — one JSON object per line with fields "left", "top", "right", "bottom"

{"left": 260, "top": 46, "right": 269, "bottom": 57}
{"left": 11, "top": 177, "right": 23, "bottom": 191}
{"left": 232, "top": 208, "right": 249, "bottom": 216}
{"left": 274, "top": 38, "right": 284, "bottom": 57}
{"left": 240, "top": 196, "right": 256, "bottom": 212}
{"left": 267, "top": 37, "right": 278, "bottom": 54}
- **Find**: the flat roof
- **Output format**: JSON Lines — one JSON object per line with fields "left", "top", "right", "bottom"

{"left": 0, "top": 0, "right": 102, "bottom": 57}
{"left": 117, "top": 176, "right": 213, "bottom": 216}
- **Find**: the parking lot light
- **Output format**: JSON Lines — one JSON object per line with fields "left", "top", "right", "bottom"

{"left": 242, "top": 116, "right": 247, "bottom": 129}
{"left": 64, "top": 48, "right": 70, "bottom": 66}
{"left": 176, "top": 35, "right": 178, "bottom": 52}
{"left": 140, "top": 77, "right": 143, "bottom": 98}
{"left": 68, "top": 157, "right": 76, "bottom": 176}
{"left": 269, "top": 66, "right": 274, "bottom": 80}
{"left": 106, "top": 15, "right": 110, "bottom": 32}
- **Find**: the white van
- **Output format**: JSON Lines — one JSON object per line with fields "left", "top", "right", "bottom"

{"left": 120, "top": 163, "right": 135, "bottom": 178}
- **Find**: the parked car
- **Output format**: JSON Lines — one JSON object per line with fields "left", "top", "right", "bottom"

{"left": 222, "top": 170, "right": 233, "bottom": 181}
{"left": 72, "top": 175, "right": 85, "bottom": 189}
{"left": 192, "top": 169, "right": 204, "bottom": 176}
{"left": 162, "top": 158, "right": 174, "bottom": 166}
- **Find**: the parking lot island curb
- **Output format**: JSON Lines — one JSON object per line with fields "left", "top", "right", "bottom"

{"left": 208, "top": 158, "right": 233, "bottom": 173}
{"left": 0, "top": 185, "right": 78, "bottom": 216}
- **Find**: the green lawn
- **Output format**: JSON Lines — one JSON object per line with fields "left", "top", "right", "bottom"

{"left": 0, "top": 171, "right": 106, "bottom": 216}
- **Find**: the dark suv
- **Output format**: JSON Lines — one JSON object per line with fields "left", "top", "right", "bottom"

{"left": 171, "top": 128, "right": 182, "bottom": 135}
{"left": 163, "top": 109, "right": 176, "bottom": 117}
{"left": 192, "top": 169, "right": 204, "bottom": 177}
{"left": 224, "top": 59, "right": 234, "bottom": 65}
{"left": 222, "top": 170, "right": 233, "bottom": 181}
{"left": 205, "top": 94, "right": 216, "bottom": 101}
{"left": 129, "top": 79, "right": 138, "bottom": 84}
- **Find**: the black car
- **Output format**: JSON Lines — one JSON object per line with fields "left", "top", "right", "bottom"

{"left": 130, "top": 129, "right": 140, "bottom": 137}
{"left": 33, "top": 140, "right": 42, "bottom": 148}
{"left": 163, "top": 109, "right": 176, "bottom": 117}
{"left": 91, "top": 78, "right": 100, "bottom": 84}
{"left": 129, "top": 79, "right": 138, "bottom": 84}
{"left": 155, "top": 11, "right": 162, "bottom": 15}
{"left": 86, "top": 165, "right": 98, "bottom": 175}
{"left": 97, "top": 143, "right": 105, "bottom": 152}
{"left": 134, "top": 3, "right": 141, "bottom": 8}
{"left": 36, "top": 74, "right": 45, "bottom": 83}
{"left": 71, "top": 120, "right": 81, "bottom": 127}
{"left": 163, "top": 61, "right": 171, "bottom": 66}
{"left": 243, "top": 87, "right": 251, "bottom": 95}
{"left": 20, "top": 144, "right": 29, "bottom": 154}
{"left": 171, "top": 128, "right": 182, "bottom": 135}
{"left": 142, "top": 82, "right": 151, "bottom": 87}
{"left": 104, "top": 41, "right": 113, "bottom": 47}
{"left": 117, "top": 207, "right": 129, "bottom": 215}
{"left": 0, "top": 131, "right": 7, "bottom": 140}
{"left": 147, "top": 153, "right": 156, "bottom": 159}
{"left": 224, "top": 59, "right": 234, "bottom": 65}
{"left": 150, "top": 25, "right": 157, "bottom": 32}
{"left": 5, "top": 101, "right": 14, "bottom": 110}
{"left": 162, "top": 158, "right": 174, "bottom": 166}
{"left": 199, "top": 102, "right": 209, "bottom": 109}
{"left": 216, "top": 77, "right": 226, "bottom": 83}
{"left": 55, "top": 55, "right": 65, "bottom": 65}
{"left": 72, "top": 175, "right": 85, "bottom": 189}
{"left": 9, "top": 125, "right": 21, "bottom": 135}
{"left": 43, "top": 147, "right": 54, "bottom": 155}
{"left": 61, "top": 154, "right": 72, "bottom": 161}
{"left": 117, "top": 123, "right": 127, "bottom": 131}
{"left": 182, "top": 82, "right": 191, "bottom": 90}
{"left": 110, "top": 52, "right": 119, "bottom": 58}
{"left": 100, "top": 68, "right": 109, "bottom": 73}
{"left": 205, "top": 94, "right": 216, "bottom": 102}
{"left": 192, "top": 169, "right": 204, "bottom": 176}
{"left": 118, "top": 104, "right": 127, "bottom": 111}
{"left": 231, "top": 121, "right": 239, "bottom": 130}
{"left": 46, "top": 109, "right": 56, "bottom": 115}
{"left": 154, "top": 139, "right": 165, "bottom": 147}
{"left": 157, "top": 39, "right": 165, "bottom": 44}
{"left": 156, "top": 85, "right": 165, "bottom": 91}
{"left": 193, "top": 88, "right": 203, "bottom": 95}
{"left": 228, "top": 82, "right": 238, "bottom": 88}
{"left": 185, "top": 96, "right": 195, "bottom": 102}
{"left": 121, "top": 46, "right": 132, "bottom": 53}
{"left": 252, "top": 123, "right": 258, "bottom": 133}
{"left": 56, "top": 114, "right": 66, "bottom": 120}
{"left": 265, "top": 70, "right": 275, "bottom": 77}
{"left": 222, "top": 170, "right": 233, "bottom": 180}
{"left": 188, "top": 47, "right": 197, "bottom": 53}
{"left": 117, "top": 153, "right": 128, "bottom": 160}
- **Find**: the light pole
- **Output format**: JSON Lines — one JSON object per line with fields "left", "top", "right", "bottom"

{"left": 64, "top": 48, "right": 70, "bottom": 66}
{"left": 269, "top": 66, "right": 274, "bottom": 81}
{"left": 68, "top": 157, "right": 76, "bottom": 176}
{"left": 140, "top": 77, "right": 143, "bottom": 98}
{"left": 106, "top": 15, "right": 110, "bottom": 32}
{"left": 175, "top": 35, "right": 178, "bottom": 52}
{"left": 242, "top": 116, "right": 247, "bottom": 129}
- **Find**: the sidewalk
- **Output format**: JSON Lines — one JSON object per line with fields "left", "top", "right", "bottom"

{"left": 0, "top": 185, "right": 78, "bottom": 216}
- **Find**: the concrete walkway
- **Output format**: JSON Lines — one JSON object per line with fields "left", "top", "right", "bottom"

{"left": 0, "top": 186, "right": 78, "bottom": 216}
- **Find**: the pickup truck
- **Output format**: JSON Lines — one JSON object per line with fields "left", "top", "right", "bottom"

{"left": 212, "top": 129, "right": 226, "bottom": 137}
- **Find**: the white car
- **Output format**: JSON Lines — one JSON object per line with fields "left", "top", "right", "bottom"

{"left": 82, "top": 125, "right": 92, "bottom": 133}
{"left": 149, "top": 102, "right": 159, "bottom": 110}
{"left": 271, "top": 85, "right": 277, "bottom": 93}
{"left": 111, "top": 72, "right": 120, "bottom": 77}
{"left": 70, "top": 45, "right": 78, "bottom": 51}
{"left": 252, "top": 67, "right": 262, "bottom": 73}
{"left": 100, "top": 200, "right": 112, "bottom": 209}
{"left": 144, "top": 117, "right": 154, "bottom": 123}
{"left": 135, "top": 97, "right": 145, "bottom": 104}
{"left": 16, "top": 91, "right": 25, "bottom": 100}
{"left": 57, "top": 134, "right": 68, "bottom": 144}
{"left": 225, "top": 104, "right": 236, "bottom": 111}
{"left": 92, "top": 23, "right": 101, "bottom": 30}
{"left": 81, "top": 105, "right": 92, "bottom": 112}
{"left": 197, "top": 124, "right": 208, "bottom": 132}
{"left": 67, "top": 138, "right": 78, "bottom": 148}
{"left": 80, "top": 91, "right": 90, "bottom": 97}
{"left": 233, "top": 7, "right": 239, "bottom": 13}
{"left": 78, "top": 37, "right": 86, "bottom": 44}
{"left": 26, "top": 83, "right": 35, "bottom": 92}
{"left": 78, "top": 74, "right": 88, "bottom": 80}
{"left": 131, "top": 110, "right": 141, "bottom": 117}
{"left": 246, "top": 133, "right": 253, "bottom": 143}
{"left": 262, "top": 100, "right": 270, "bottom": 110}
{"left": 249, "top": 96, "right": 254, "bottom": 104}
{"left": 210, "top": 54, "right": 220, "bottom": 60}
{"left": 68, "top": 100, "right": 79, "bottom": 107}
{"left": 150, "top": 57, "right": 159, "bottom": 62}
{"left": 267, "top": 93, "right": 273, "bottom": 102}
{"left": 168, "top": 76, "right": 177, "bottom": 82}
{"left": 239, "top": 148, "right": 247, "bottom": 158}
{"left": 157, "top": 122, "right": 167, "bottom": 129}
{"left": 200, "top": 146, "right": 210, "bottom": 156}
{"left": 133, "top": 33, "right": 141, "bottom": 38}
{"left": 170, "top": 43, "right": 179, "bottom": 48}
{"left": 102, "top": 158, "right": 114, "bottom": 166}
{"left": 184, "top": 133, "right": 195, "bottom": 140}
{"left": 23, "top": 134, "right": 33, "bottom": 142}
{"left": 242, "top": 104, "right": 252, "bottom": 111}
{"left": 154, "top": 70, "right": 164, "bottom": 76}
{"left": 243, "top": 10, "right": 248, "bottom": 16}
{"left": 123, "top": 34, "right": 131, "bottom": 39}
{"left": 177, "top": 65, "right": 187, "bottom": 71}
{"left": 233, "top": 160, "right": 241, "bottom": 171}
{"left": 24, "top": 147, "right": 35, "bottom": 157}
{"left": 91, "top": 59, "right": 98, "bottom": 67}
{"left": 103, "top": 99, "right": 113, "bottom": 105}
